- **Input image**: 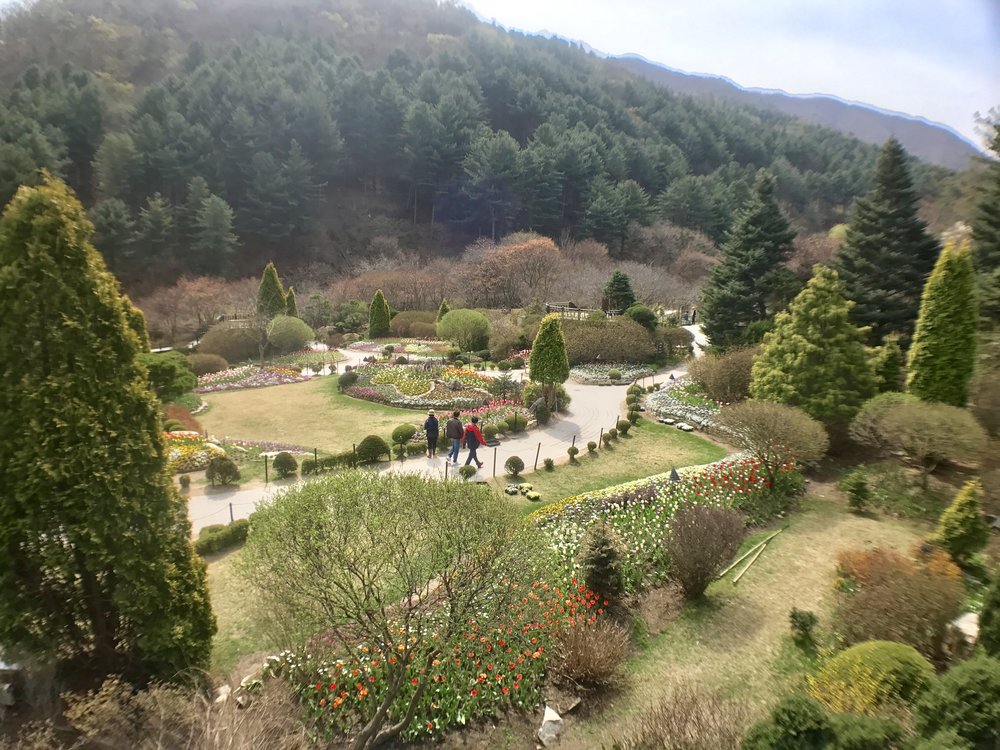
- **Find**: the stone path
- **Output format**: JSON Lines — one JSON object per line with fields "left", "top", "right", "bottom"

{"left": 186, "top": 328, "right": 705, "bottom": 535}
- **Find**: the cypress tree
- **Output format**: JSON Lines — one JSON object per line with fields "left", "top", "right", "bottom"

{"left": 603, "top": 270, "right": 636, "bottom": 311}
{"left": 528, "top": 313, "right": 570, "bottom": 410}
{"left": 256, "top": 261, "right": 286, "bottom": 319}
{"left": 870, "top": 333, "right": 904, "bottom": 392}
{"left": 835, "top": 138, "right": 940, "bottom": 345}
{"left": 971, "top": 122, "right": 1000, "bottom": 325}
{"left": 437, "top": 297, "right": 450, "bottom": 322}
{"left": 699, "top": 171, "right": 797, "bottom": 349}
{"left": 285, "top": 286, "right": 299, "bottom": 318}
{"left": 0, "top": 176, "right": 215, "bottom": 679}
{"left": 931, "top": 480, "right": 989, "bottom": 564}
{"left": 906, "top": 242, "right": 978, "bottom": 406}
{"left": 368, "top": 289, "right": 391, "bottom": 338}
{"left": 750, "top": 265, "right": 876, "bottom": 428}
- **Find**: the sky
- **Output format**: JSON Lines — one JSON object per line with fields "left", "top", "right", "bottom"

{"left": 464, "top": 0, "right": 1000, "bottom": 148}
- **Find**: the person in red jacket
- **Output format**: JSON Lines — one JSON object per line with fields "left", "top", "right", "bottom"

{"left": 462, "top": 415, "right": 485, "bottom": 469}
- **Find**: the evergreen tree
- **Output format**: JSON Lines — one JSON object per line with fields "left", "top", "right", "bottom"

{"left": 835, "top": 138, "right": 940, "bottom": 345}
{"left": 931, "top": 480, "right": 989, "bottom": 564}
{"left": 604, "top": 270, "right": 636, "bottom": 312}
{"left": 135, "top": 192, "right": 175, "bottom": 264}
{"left": 192, "top": 194, "right": 238, "bottom": 275}
{"left": 871, "top": 333, "right": 904, "bottom": 393}
{"left": 979, "top": 572, "right": 1000, "bottom": 657}
{"left": 906, "top": 242, "right": 978, "bottom": 406}
{"left": 750, "top": 265, "right": 876, "bottom": 428}
{"left": 437, "top": 298, "right": 450, "bottom": 322}
{"left": 88, "top": 198, "right": 134, "bottom": 271}
{"left": 463, "top": 128, "right": 521, "bottom": 241}
{"left": 528, "top": 313, "right": 570, "bottom": 410}
{"left": 0, "top": 176, "right": 215, "bottom": 678}
{"left": 368, "top": 289, "right": 391, "bottom": 338}
{"left": 971, "top": 122, "right": 1000, "bottom": 326}
{"left": 285, "top": 286, "right": 299, "bottom": 318}
{"left": 256, "top": 261, "right": 286, "bottom": 319}
{"left": 181, "top": 175, "right": 210, "bottom": 244}
{"left": 700, "top": 171, "right": 797, "bottom": 349}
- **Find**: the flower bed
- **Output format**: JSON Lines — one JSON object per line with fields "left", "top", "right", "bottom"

{"left": 569, "top": 362, "right": 656, "bottom": 384}
{"left": 262, "top": 581, "right": 607, "bottom": 742}
{"left": 531, "top": 455, "right": 797, "bottom": 588}
{"left": 347, "top": 339, "right": 447, "bottom": 356}
{"left": 164, "top": 431, "right": 226, "bottom": 473}
{"left": 195, "top": 365, "right": 311, "bottom": 393}
{"left": 269, "top": 350, "right": 346, "bottom": 368}
{"left": 346, "top": 364, "right": 503, "bottom": 411}
{"left": 645, "top": 377, "right": 720, "bottom": 427}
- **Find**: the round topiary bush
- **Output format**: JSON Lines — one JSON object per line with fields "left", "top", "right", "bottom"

{"left": 458, "top": 465, "right": 477, "bottom": 481}
{"left": 483, "top": 424, "right": 499, "bottom": 441}
{"left": 178, "top": 474, "right": 191, "bottom": 490}
{"left": 272, "top": 451, "right": 298, "bottom": 479}
{"left": 511, "top": 357, "right": 525, "bottom": 369}
{"left": 356, "top": 434, "right": 391, "bottom": 463}
{"left": 395, "top": 355, "right": 408, "bottom": 365}
{"left": 187, "top": 352, "right": 229, "bottom": 375}
{"left": 626, "top": 393, "right": 639, "bottom": 406}
{"left": 807, "top": 640, "right": 935, "bottom": 714}
{"left": 543, "top": 457, "right": 555, "bottom": 471}
{"left": 338, "top": 370, "right": 359, "bottom": 390}
{"left": 533, "top": 402, "right": 551, "bottom": 426}
{"left": 506, "top": 413, "right": 527, "bottom": 433}
{"left": 498, "top": 360, "right": 511, "bottom": 371}
{"left": 300, "top": 458, "right": 318, "bottom": 476}
{"left": 391, "top": 423, "right": 418, "bottom": 446}
{"left": 454, "top": 358, "right": 466, "bottom": 367}
{"left": 608, "top": 428, "right": 618, "bottom": 440}
{"left": 616, "top": 419, "right": 631, "bottom": 435}
{"left": 627, "top": 384, "right": 643, "bottom": 396}
{"left": 607, "top": 368, "right": 621, "bottom": 381}
{"left": 567, "top": 446, "right": 580, "bottom": 461}
{"left": 198, "top": 324, "right": 258, "bottom": 363}
{"left": 601, "top": 434, "right": 613, "bottom": 447}
{"left": 505, "top": 455, "right": 525, "bottom": 477}
{"left": 163, "top": 419, "right": 185, "bottom": 431}
{"left": 206, "top": 455, "right": 240, "bottom": 486}
{"left": 587, "top": 440, "right": 598, "bottom": 453}
{"left": 267, "top": 315, "right": 315, "bottom": 354}
{"left": 628, "top": 410, "right": 640, "bottom": 424}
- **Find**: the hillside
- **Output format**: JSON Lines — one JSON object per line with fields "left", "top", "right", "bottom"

{"left": 0, "top": 0, "right": 957, "bottom": 289}
{"left": 611, "top": 55, "right": 982, "bottom": 171}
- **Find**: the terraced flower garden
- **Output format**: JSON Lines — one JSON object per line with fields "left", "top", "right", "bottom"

{"left": 569, "top": 362, "right": 656, "bottom": 384}
{"left": 195, "top": 364, "right": 311, "bottom": 393}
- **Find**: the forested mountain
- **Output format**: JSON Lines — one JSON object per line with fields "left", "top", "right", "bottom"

{"left": 0, "top": 0, "right": 957, "bottom": 287}
{"left": 611, "top": 55, "right": 982, "bottom": 171}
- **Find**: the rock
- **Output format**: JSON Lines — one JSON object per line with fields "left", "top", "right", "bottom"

{"left": 676, "top": 422, "right": 694, "bottom": 432}
{"left": 0, "top": 682, "right": 14, "bottom": 707}
{"left": 537, "top": 705, "right": 563, "bottom": 747}
{"left": 214, "top": 685, "right": 231, "bottom": 704}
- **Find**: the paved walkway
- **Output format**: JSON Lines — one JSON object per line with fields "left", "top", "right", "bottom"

{"left": 186, "top": 328, "right": 705, "bottom": 535}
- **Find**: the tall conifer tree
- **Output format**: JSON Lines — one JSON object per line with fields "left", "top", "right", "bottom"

{"left": 369, "top": 289, "right": 391, "bottom": 338}
{"left": 285, "top": 286, "right": 299, "bottom": 318}
{"left": 603, "top": 270, "right": 636, "bottom": 311}
{"left": 0, "top": 176, "right": 215, "bottom": 678}
{"left": 971, "top": 122, "right": 1000, "bottom": 326}
{"left": 750, "top": 265, "right": 876, "bottom": 428}
{"left": 437, "top": 298, "right": 450, "bottom": 322}
{"left": 700, "top": 171, "right": 797, "bottom": 349}
{"left": 906, "top": 242, "right": 978, "bottom": 406}
{"left": 529, "top": 313, "right": 570, "bottom": 410}
{"left": 835, "top": 138, "right": 940, "bottom": 345}
{"left": 256, "top": 261, "right": 286, "bottom": 319}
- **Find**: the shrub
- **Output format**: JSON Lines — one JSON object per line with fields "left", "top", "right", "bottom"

{"left": 578, "top": 522, "right": 627, "bottom": 611}
{"left": 163, "top": 418, "right": 184, "bottom": 431}
{"left": 533, "top": 401, "right": 551, "bottom": 426}
{"left": 658, "top": 326, "right": 694, "bottom": 358}
{"left": 482, "top": 424, "right": 498, "bottom": 441}
{"left": 410, "top": 322, "right": 437, "bottom": 338}
{"left": 458, "top": 465, "right": 477, "bottom": 481}
{"left": 505, "top": 413, "right": 527, "bottom": 433}
{"left": 497, "top": 360, "right": 511, "bottom": 371}
{"left": 388, "top": 310, "right": 436, "bottom": 337}
{"left": 627, "top": 410, "right": 640, "bottom": 424}
{"left": 789, "top": 608, "right": 818, "bottom": 646}
{"left": 627, "top": 384, "right": 643, "bottom": 396}
{"left": 567, "top": 446, "right": 580, "bottom": 462}
{"left": 838, "top": 469, "right": 870, "bottom": 513}
{"left": 267, "top": 315, "right": 314, "bottom": 354}
{"left": 198, "top": 323, "right": 258, "bottom": 363}
{"left": 504, "top": 455, "right": 524, "bottom": 477}
{"left": 272, "top": 451, "right": 298, "bottom": 479}
{"left": 523, "top": 381, "right": 571, "bottom": 411}
{"left": 356, "top": 435, "right": 390, "bottom": 463}
{"left": 608, "top": 427, "right": 618, "bottom": 440}
{"left": 561, "top": 317, "right": 657, "bottom": 365}
{"left": 178, "top": 474, "right": 191, "bottom": 490}
{"left": 437, "top": 309, "right": 490, "bottom": 351}
{"left": 587, "top": 440, "right": 597, "bottom": 453}
{"left": 395, "top": 355, "right": 408, "bottom": 365}
{"left": 602, "top": 433, "right": 613, "bottom": 447}
{"left": 742, "top": 695, "right": 834, "bottom": 750}
{"left": 301, "top": 458, "right": 318, "bottom": 475}
{"left": 552, "top": 619, "right": 630, "bottom": 687}
{"left": 542, "top": 457, "right": 554, "bottom": 471}
{"left": 687, "top": 346, "right": 758, "bottom": 403}
{"left": 138, "top": 351, "right": 196, "bottom": 402}
{"left": 338, "top": 370, "right": 359, "bottom": 390}
{"left": 626, "top": 393, "right": 639, "bottom": 406}
{"left": 912, "top": 730, "right": 974, "bottom": 750}
{"left": 827, "top": 713, "right": 904, "bottom": 750}
{"left": 206, "top": 455, "right": 240, "bottom": 486}
{"left": 915, "top": 655, "right": 1000, "bottom": 748}
{"left": 391, "top": 423, "right": 418, "bottom": 447}
{"left": 807, "top": 641, "right": 934, "bottom": 714}
{"left": 664, "top": 503, "right": 745, "bottom": 599}
{"left": 187, "top": 352, "right": 229, "bottom": 375}
{"left": 616, "top": 419, "right": 631, "bottom": 435}
{"left": 931, "top": 479, "right": 989, "bottom": 564}
{"left": 979, "top": 573, "right": 1000, "bottom": 658}
{"left": 607, "top": 368, "right": 621, "bottom": 380}
{"left": 194, "top": 519, "right": 250, "bottom": 556}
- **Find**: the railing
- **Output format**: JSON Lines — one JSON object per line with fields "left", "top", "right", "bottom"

{"left": 544, "top": 302, "right": 619, "bottom": 319}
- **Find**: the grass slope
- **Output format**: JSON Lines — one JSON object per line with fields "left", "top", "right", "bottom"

{"left": 206, "top": 548, "right": 272, "bottom": 676}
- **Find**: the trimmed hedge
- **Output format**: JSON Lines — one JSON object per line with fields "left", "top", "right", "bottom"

{"left": 356, "top": 434, "right": 391, "bottom": 463}
{"left": 561, "top": 317, "right": 656, "bottom": 365}
{"left": 194, "top": 518, "right": 250, "bottom": 556}
{"left": 198, "top": 324, "right": 259, "bottom": 363}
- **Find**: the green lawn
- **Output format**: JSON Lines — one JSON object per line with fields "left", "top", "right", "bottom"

{"left": 500, "top": 420, "right": 727, "bottom": 512}
{"left": 198, "top": 376, "right": 423, "bottom": 453}
{"left": 206, "top": 547, "right": 274, "bottom": 676}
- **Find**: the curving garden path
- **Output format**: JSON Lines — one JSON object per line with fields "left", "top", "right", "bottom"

{"left": 186, "top": 327, "right": 707, "bottom": 535}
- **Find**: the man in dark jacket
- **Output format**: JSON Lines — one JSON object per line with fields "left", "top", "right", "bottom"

{"left": 463, "top": 415, "right": 485, "bottom": 469}
{"left": 445, "top": 411, "right": 463, "bottom": 464}
{"left": 424, "top": 409, "right": 439, "bottom": 459}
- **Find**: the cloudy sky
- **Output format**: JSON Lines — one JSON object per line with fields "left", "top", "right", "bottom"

{"left": 464, "top": 0, "right": 1000, "bottom": 147}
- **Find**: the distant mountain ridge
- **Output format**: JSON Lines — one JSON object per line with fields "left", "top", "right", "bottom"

{"left": 610, "top": 54, "right": 981, "bottom": 171}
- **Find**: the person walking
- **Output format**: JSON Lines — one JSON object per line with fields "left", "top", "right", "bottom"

{"left": 463, "top": 415, "right": 485, "bottom": 469}
{"left": 445, "top": 410, "right": 463, "bottom": 464}
{"left": 423, "top": 409, "right": 439, "bottom": 459}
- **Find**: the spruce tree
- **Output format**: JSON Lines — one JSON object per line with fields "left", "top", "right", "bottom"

{"left": 256, "top": 261, "right": 286, "bottom": 319}
{"left": 699, "top": 171, "right": 797, "bottom": 349}
{"left": 285, "top": 286, "right": 299, "bottom": 318}
{"left": 0, "top": 176, "right": 215, "bottom": 679}
{"left": 750, "top": 265, "right": 876, "bottom": 428}
{"left": 835, "top": 138, "right": 941, "bottom": 345}
{"left": 368, "top": 289, "right": 391, "bottom": 338}
{"left": 971, "top": 122, "right": 1000, "bottom": 325}
{"left": 603, "top": 270, "right": 636, "bottom": 312}
{"left": 931, "top": 480, "right": 989, "bottom": 564}
{"left": 192, "top": 194, "right": 238, "bottom": 275}
{"left": 437, "top": 297, "right": 450, "bottom": 322}
{"left": 528, "top": 313, "right": 570, "bottom": 410}
{"left": 906, "top": 242, "right": 978, "bottom": 406}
